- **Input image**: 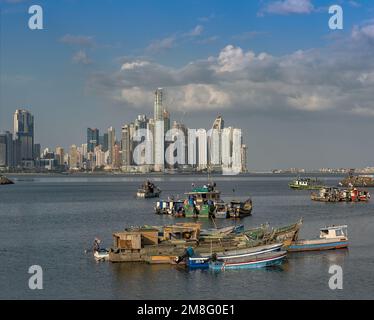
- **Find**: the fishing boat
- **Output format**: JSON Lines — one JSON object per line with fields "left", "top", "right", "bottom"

{"left": 0, "top": 175, "right": 14, "bottom": 185}
{"left": 137, "top": 180, "right": 161, "bottom": 198}
{"left": 311, "top": 187, "right": 370, "bottom": 202}
{"left": 213, "top": 201, "right": 229, "bottom": 219}
{"left": 339, "top": 174, "right": 374, "bottom": 188}
{"left": 289, "top": 177, "right": 324, "bottom": 190}
{"left": 154, "top": 199, "right": 185, "bottom": 216}
{"left": 228, "top": 199, "right": 253, "bottom": 218}
{"left": 183, "top": 243, "right": 283, "bottom": 269}
{"left": 184, "top": 183, "right": 220, "bottom": 218}
{"left": 287, "top": 225, "right": 348, "bottom": 252}
{"left": 208, "top": 250, "right": 287, "bottom": 270}
{"left": 200, "top": 225, "right": 244, "bottom": 237}
{"left": 94, "top": 249, "right": 109, "bottom": 261}
{"left": 311, "top": 187, "right": 342, "bottom": 202}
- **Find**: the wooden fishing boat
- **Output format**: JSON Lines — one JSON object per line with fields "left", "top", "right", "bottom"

{"left": 137, "top": 181, "right": 161, "bottom": 198}
{"left": 184, "top": 184, "right": 220, "bottom": 218}
{"left": 228, "top": 198, "right": 253, "bottom": 218}
{"left": 253, "top": 218, "right": 303, "bottom": 246}
{"left": 0, "top": 175, "right": 14, "bottom": 185}
{"left": 339, "top": 174, "right": 374, "bottom": 188}
{"left": 311, "top": 187, "right": 370, "bottom": 202}
{"left": 200, "top": 225, "right": 244, "bottom": 237}
{"left": 311, "top": 187, "right": 342, "bottom": 202}
{"left": 208, "top": 250, "right": 287, "bottom": 270}
{"left": 287, "top": 225, "right": 348, "bottom": 252}
{"left": 289, "top": 177, "right": 324, "bottom": 190}
{"left": 154, "top": 199, "right": 185, "bottom": 215}
{"left": 184, "top": 243, "right": 283, "bottom": 269}
{"left": 213, "top": 201, "right": 229, "bottom": 219}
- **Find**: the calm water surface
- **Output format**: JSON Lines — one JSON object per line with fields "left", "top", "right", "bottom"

{"left": 0, "top": 174, "right": 373, "bottom": 299}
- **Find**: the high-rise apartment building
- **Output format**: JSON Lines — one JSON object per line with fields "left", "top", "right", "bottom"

{"left": 154, "top": 88, "right": 164, "bottom": 121}
{"left": 55, "top": 147, "right": 65, "bottom": 166}
{"left": 87, "top": 128, "right": 99, "bottom": 153}
{"left": 0, "top": 131, "right": 13, "bottom": 167}
{"left": 107, "top": 126, "right": 116, "bottom": 165}
{"left": 13, "top": 109, "right": 34, "bottom": 166}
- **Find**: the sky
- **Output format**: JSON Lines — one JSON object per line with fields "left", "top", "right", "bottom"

{"left": 0, "top": 0, "right": 374, "bottom": 171}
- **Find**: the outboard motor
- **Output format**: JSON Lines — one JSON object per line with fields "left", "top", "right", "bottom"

{"left": 176, "top": 247, "right": 195, "bottom": 264}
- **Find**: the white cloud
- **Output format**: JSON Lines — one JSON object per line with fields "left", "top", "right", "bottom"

{"left": 262, "top": 0, "right": 314, "bottom": 15}
{"left": 121, "top": 61, "right": 150, "bottom": 70}
{"left": 185, "top": 25, "right": 204, "bottom": 37}
{"left": 90, "top": 30, "right": 374, "bottom": 117}
{"left": 146, "top": 36, "right": 176, "bottom": 53}
{"left": 72, "top": 50, "right": 92, "bottom": 65}
{"left": 60, "top": 34, "right": 96, "bottom": 47}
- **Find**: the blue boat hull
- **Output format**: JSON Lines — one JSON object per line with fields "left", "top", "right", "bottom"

{"left": 209, "top": 253, "right": 286, "bottom": 270}
{"left": 287, "top": 241, "right": 348, "bottom": 252}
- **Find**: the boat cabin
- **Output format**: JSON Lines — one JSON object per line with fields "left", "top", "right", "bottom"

{"left": 319, "top": 225, "right": 348, "bottom": 240}
{"left": 185, "top": 185, "right": 221, "bottom": 205}
{"left": 162, "top": 223, "right": 201, "bottom": 241}
{"left": 112, "top": 228, "right": 159, "bottom": 250}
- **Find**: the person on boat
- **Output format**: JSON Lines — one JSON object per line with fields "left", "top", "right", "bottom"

{"left": 93, "top": 238, "right": 101, "bottom": 252}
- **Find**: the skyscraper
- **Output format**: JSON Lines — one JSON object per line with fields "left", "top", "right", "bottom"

{"left": 221, "top": 127, "right": 233, "bottom": 169}
{"left": 196, "top": 129, "right": 207, "bottom": 170}
{"left": 87, "top": 128, "right": 99, "bottom": 153}
{"left": 153, "top": 89, "right": 166, "bottom": 171}
{"left": 0, "top": 131, "right": 13, "bottom": 167}
{"left": 154, "top": 88, "right": 164, "bottom": 121}
{"left": 107, "top": 126, "right": 116, "bottom": 165}
{"left": 241, "top": 144, "right": 248, "bottom": 173}
{"left": 69, "top": 144, "right": 79, "bottom": 169}
{"left": 0, "top": 135, "right": 7, "bottom": 167}
{"left": 99, "top": 133, "right": 109, "bottom": 152}
{"left": 232, "top": 128, "right": 242, "bottom": 172}
{"left": 154, "top": 120, "right": 164, "bottom": 171}
{"left": 121, "top": 124, "right": 131, "bottom": 167}
{"left": 13, "top": 109, "right": 34, "bottom": 166}
{"left": 55, "top": 147, "right": 65, "bottom": 166}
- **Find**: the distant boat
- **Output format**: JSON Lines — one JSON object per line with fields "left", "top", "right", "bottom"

{"left": 137, "top": 181, "right": 161, "bottom": 198}
{"left": 208, "top": 250, "right": 287, "bottom": 270}
{"left": 289, "top": 177, "right": 324, "bottom": 190}
{"left": 287, "top": 225, "right": 348, "bottom": 252}
{"left": 94, "top": 249, "right": 109, "bottom": 261}
{"left": 339, "top": 174, "right": 374, "bottom": 188}
{"left": 311, "top": 187, "right": 370, "bottom": 202}
{"left": 228, "top": 199, "right": 253, "bottom": 218}
{"left": 0, "top": 175, "right": 14, "bottom": 185}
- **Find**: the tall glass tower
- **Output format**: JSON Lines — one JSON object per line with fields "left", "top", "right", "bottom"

{"left": 13, "top": 109, "right": 34, "bottom": 165}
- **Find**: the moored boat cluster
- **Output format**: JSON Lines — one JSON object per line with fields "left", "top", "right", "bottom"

{"left": 90, "top": 178, "right": 353, "bottom": 271}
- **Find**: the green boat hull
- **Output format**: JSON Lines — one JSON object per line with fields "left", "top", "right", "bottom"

{"left": 289, "top": 183, "right": 324, "bottom": 190}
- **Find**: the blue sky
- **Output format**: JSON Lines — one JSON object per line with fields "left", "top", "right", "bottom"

{"left": 1, "top": 0, "right": 374, "bottom": 170}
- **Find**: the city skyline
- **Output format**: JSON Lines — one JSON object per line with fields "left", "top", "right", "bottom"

{"left": 1, "top": 1, "right": 374, "bottom": 170}
{"left": 0, "top": 88, "right": 248, "bottom": 173}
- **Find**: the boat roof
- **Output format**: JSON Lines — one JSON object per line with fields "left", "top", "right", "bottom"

{"left": 320, "top": 225, "right": 348, "bottom": 231}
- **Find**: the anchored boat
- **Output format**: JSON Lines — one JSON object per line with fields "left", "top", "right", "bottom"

{"left": 311, "top": 187, "right": 370, "bottom": 202}
{"left": 0, "top": 175, "right": 14, "bottom": 185}
{"left": 228, "top": 199, "right": 253, "bottom": 218}
{"left": 339, "top": 174, "right": 374, "bottom": 188}
{"left": 182, "top": 243, "right": 283, "bottom": 269}
{"left": 208, "top": 250, "right": 287, "bottom": 270}
{"left": 289, "top": 177, "right": 324, "bottom": 190}
{"left": 287, "top": 225, "right": 348, "bottom": 252}
{"left": 137, "top": 181, "right": 161, "bottom": 198}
